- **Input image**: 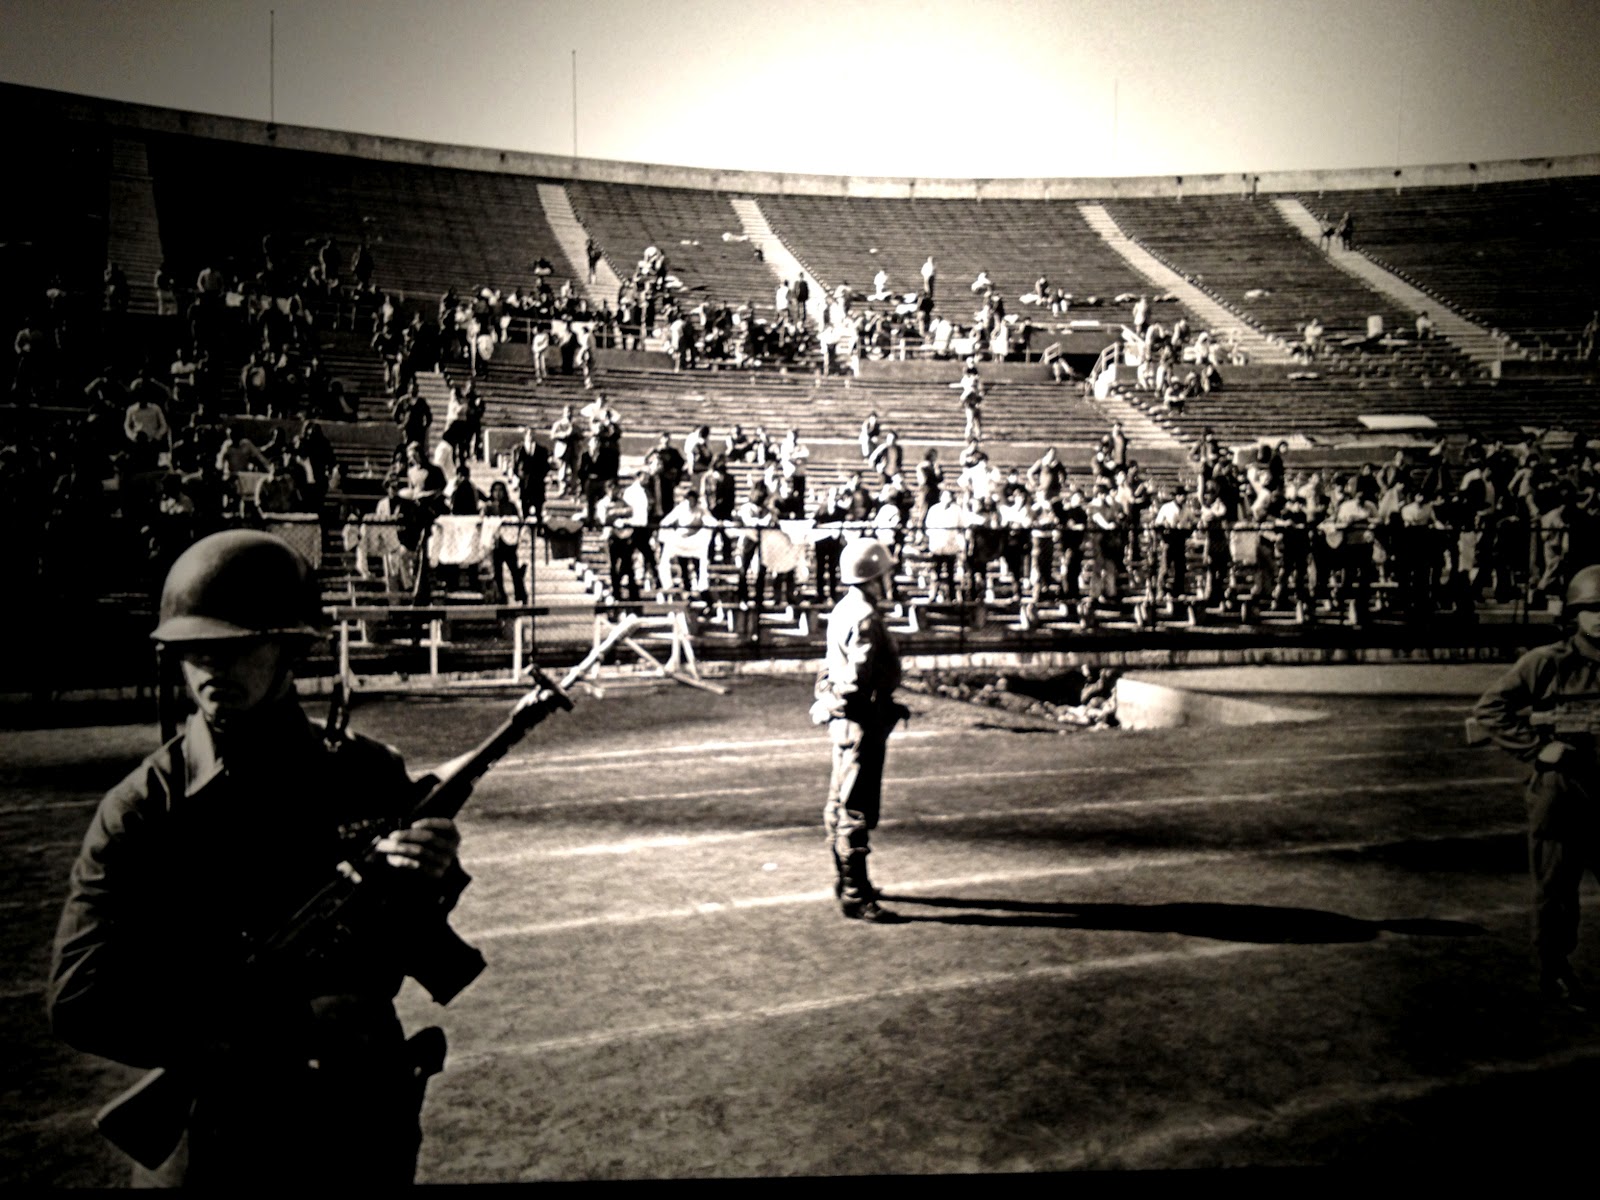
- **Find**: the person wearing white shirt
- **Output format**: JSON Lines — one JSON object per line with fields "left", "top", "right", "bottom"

{"left": 924, "top": 488, "right": 965, "bottom": 602}
{"left": 1332, "top": 480, "right": 1379, "bottom": 619}
{"left": 872, "top": 268, "right": 889, "bottom": 300}
{"left": 775, "top": 280, "right": 790, "bottom": 318}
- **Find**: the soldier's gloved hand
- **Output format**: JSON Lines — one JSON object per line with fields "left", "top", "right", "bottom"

{"left": 374, "top": 818, "right": 460, "bottom": 879}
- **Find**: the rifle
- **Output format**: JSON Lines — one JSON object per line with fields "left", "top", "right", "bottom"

{"left": 93, "top": 617, "right": 638, "bottom": 1170}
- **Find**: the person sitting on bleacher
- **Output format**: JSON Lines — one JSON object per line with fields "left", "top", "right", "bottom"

{"left": 723, "top": 424, "right": 756, "bottom": 464}
{"left": 1415, "top": 310, "right": 1437, "bottom": 341}
{"left": 660, "top": 487, "right": 713, "bottom": 596}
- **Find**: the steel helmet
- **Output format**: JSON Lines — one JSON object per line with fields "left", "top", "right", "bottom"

{"left": 152, "top": 530, "right": 326, "bottom": 644}
{"left": 839, "top": 538, "right": 895, "bottom": 586}
{"left": 1566, "top": 565, "right": 1600, "bottom": 612}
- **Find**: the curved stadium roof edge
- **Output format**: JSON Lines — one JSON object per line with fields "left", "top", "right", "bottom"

{"left": 7, "top": 79, "right": 1598, "bottom": 199}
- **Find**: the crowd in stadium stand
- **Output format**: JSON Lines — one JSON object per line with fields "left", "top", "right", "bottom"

{"left": 5, "top": 203, "right": 1599, "bottom": 639}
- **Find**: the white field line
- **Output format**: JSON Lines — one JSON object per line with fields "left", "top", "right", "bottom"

{"left": 458, "top": 823, "right": 1528, "bottom": 941}
{"left": 470, "top": 745, "right": 1492, "bottom": 814}
{"left": 1075, "top": 1038, "right": 1600, "bottom": 1169}
{"left": 451, "top": 896, "right": 1534, "bottom": 1067}
{"left": 461, "top": 775, "right": 1518, "bottom": 865}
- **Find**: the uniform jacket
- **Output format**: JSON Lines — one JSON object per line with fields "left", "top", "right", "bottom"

{"left": 1473, "top": 637, "right": 1600, "bottom": 764}
{"left": 814, "top": 588, "right": 903, "bottom": 728}
{"left": 50, "top": 699, "right": 465, "bottom": 1072}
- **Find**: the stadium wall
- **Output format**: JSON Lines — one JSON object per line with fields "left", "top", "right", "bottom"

{"left": 9, "top": 81, "right": 1598, "bottom": 200}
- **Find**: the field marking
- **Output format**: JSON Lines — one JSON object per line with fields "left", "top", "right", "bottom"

{"left": 461, "top": 775, "right": 1519, "bottom": 865}
{"left": 451, "top": 897, "right": 1534, "bottom": 1067}
{"left": 1079, "top": 1038, "right": 1600, "bottom": 1169}
{"left": 448, "top": 940, "right": 1278, "bottom": 1064}
{"left": 459, "top": 823, "right": 1528, "bottom": 941}
{"left": 473, "top": 744, "right": 1493, "bottom": 814}
{"left": 493, "top": 729, "right": 952, "bottom": 773}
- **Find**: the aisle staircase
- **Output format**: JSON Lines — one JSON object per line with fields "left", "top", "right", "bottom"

{"left": 107, "top": 137, "right": 165, "bottom": 316}
{"left": 1077, "top": 203, "right": 1292, "bottom": 365}
{"left": 1270, "top": 197, "right": 1509, "bottom": 371}
{"left": 537, "top": 182, "right": 624, "bottom": 309}
{"left": 728, "top": 197, "right": 826, "bottom": 325}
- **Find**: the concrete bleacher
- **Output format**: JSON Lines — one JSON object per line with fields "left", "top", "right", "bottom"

{"left": 1310, "top": 177, "right": 1600, "bottom": 354}
{"left": 565, "top": 182, "right": 781, "bottom": 312}
{"left": 144, "top": 133, "right": 577, "bottom": 307}
{"left": 1100, "top": 196, "right": 1481, "bottom": 376}
{"left": 757, "top": 194, "right": 1201, "bottom": 338}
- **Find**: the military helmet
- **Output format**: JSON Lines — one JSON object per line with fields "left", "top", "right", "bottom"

{"left": 839, "top": 538, "right": 895, "bottom": 585}
{"left": 1566, "top": 565, "right": 1600, "bottom": 613}
{"left": 152, "top": 530, "right": 326, "bottom": 644}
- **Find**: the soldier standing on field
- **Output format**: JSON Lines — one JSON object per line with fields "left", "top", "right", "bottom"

{"left": 1473, "top": 564, "right": 1600, "bottom": 1010}
{"left": 48, "top": 531, "right": 468, "bottom": 1186}
{"left": 810, "top": 538, "right": 910, "bottom": 922}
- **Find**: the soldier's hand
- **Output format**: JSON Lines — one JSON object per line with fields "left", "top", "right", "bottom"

{"left": 375, "top": 818, "right": 460, "bottom": 879}
{"left": 1537, "top": 741, "right": 1575, "bottom": 770}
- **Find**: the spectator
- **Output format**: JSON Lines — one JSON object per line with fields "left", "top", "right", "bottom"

{"left": 702, "top": 454, "right": 738, "bottom": 564}
{"left": 660, "top": 487, "right": 713, "bottom": 595}
{"left": 1416, "top": 310, "right": 1437, "bottom": 341}
{"left": 597, "top": 479, "right": 639, "bottom": 601}
{"left": 734, "top": 481, "right": 773, "bottom": 607}
{"left": 778, "top": 428, "right": 810, "bottom": 502}
{"left": 254, "top": 453, "right": 305, "bottom": 515}
{"left": 1152, "top": 485, "right": 1196, "bottom": 600}
{"left": 1026, "top": 446, "right": 1068, "bottom": 500}
{"left": 684, "top": 424, "right": 715, "bottom": 476}
{"left": 445, "top": 461, "right": 483, "bottom": 517}
{"left": 485, "top": 479, "right": 528, "bottom": 604}
{"left": 624, "top": 468, "right": 662, "bottom": 593}
{"left": 586, "top": 237, "right": 603, "bottom": 285}
{"left": 924, "top": 487, "right": 964, "bottom": 602}
{"left": 868, "top": 430, "right": 903, "bottom": 483}
{"left": 512, "top": 427, "right": 550, "bottom": 526}
{"left": 123, "top": 388, "right": 171, "bottom": 462}
{"left": 859, "top": 410, "right": 882, "bottom": 460}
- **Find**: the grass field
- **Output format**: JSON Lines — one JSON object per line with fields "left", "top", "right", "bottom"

{"left": 8, "top": 665, "right": 1600, "bottom": 1183}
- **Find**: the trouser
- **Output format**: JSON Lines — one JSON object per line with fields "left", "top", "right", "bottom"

{"left": 1158, "top": 535, "right": 1188, "bottom": 598}
{"left": 1525, "top": 766, "right": 1600, "bottom": 975}
{"left": 736, "top": 538, "right": 765, "bottom": 604}
{"left": 931, "top": 553, "right": 957, "bottom": 600}
{"left": 491, "top": 540, "right": 527, "bottom": 604}
{"left": 631, "top": 529, "right": 659, "bottom": 591}
{"left": 814, "top": 539, "right": 840, "bottom": 602}
{"left": 824, "top": 718, "right": 889, "bottom": 904}
{"left": 607, "top": 538, "right": 638, "bottom": 600}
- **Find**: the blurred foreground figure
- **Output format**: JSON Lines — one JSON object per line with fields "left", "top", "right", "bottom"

{"left": 49, "top": 531, "right": 466, "bottom": 1186}
{"left": 1474, "top": 565, "right": 1600, "bottom": 1011}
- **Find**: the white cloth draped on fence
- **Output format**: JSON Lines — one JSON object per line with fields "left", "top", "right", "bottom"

{"left": 660, "top": 525, "right": 715, "bottom": 562}
{"left": 428, "top": 515, "right": 510, "bottom": 567}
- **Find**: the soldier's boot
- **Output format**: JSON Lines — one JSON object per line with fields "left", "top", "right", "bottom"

{"left": 1540, "top": 957, "right": 1590, "bottom": 1012}
{"left": 840, "top": 850, "right": 897, "bottom": 923}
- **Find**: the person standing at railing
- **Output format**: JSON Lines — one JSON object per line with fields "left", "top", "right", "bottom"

{"left": 598, "top": 479, "right": 639, "bottom": 602}
{"left": 1330, "top": 476, "right": 1379, "bottom": 620}
{"left": 734, "top": 480, "right": 773, "bottom": 608}
{"left": 1199, "top": 481, "right": 1232, "bottom": 605}
{"left": 1152, "top": 485, "right": 1195, "bottom": 601}
{"left": 511, "top": 428, "right": 549, "bottom": 530}
{"left": 811, "top": 488, "right": 847, "bottom": 604}
{"left": 997, "top": 487, "right": 1032, "bottom": 601}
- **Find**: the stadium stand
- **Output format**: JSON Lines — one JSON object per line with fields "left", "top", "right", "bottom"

{"left": 1304, "top": 177, "right": 1600, "bottom": 355}
{"left": 3, "top": 82, "right": 1598, "bottom": 693}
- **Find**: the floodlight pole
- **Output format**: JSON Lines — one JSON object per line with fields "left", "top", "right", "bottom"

{"left": 1112, "top": 78, "right": 1119, "bottom": 171}
{"left": 572, "top": 50, "right": 578, "bottom": 159}
{"left": 269, "top": 9, "right": 276, "bottom": 126}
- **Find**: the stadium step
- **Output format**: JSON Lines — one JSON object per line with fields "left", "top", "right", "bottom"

{"left": 536, "top": 182, "right": 624, "bottom": 310}
{"left": 1076, "top": 203, "right": 1293, "bottom": 365}
{"left": 1270, "top": 197, "right": 1509, "bottom": 371}
{"left": 728, "top": 197, "right": 827, "bottom": 326}
{"left": 108, "top": 136, "right": 165, "bottom": 316}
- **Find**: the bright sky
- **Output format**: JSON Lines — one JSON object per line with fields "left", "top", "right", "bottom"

{"left": 1, "top": 0, "right": 1595, "bottom": 180}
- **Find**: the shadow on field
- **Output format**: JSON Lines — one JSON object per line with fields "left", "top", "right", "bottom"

{"left": 877, "top": 896, "right": 1485, "bottom": 944}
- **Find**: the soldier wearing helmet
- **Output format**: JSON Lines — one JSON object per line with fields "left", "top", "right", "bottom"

{"left": 49, "top": 531, "right": 465, "bottom": 1185}
{"left": 809, "top": 538, "right": 910, "bottom": 922}
{"left": 1474, "top": 563, "right": 1600, "bottom": 1010}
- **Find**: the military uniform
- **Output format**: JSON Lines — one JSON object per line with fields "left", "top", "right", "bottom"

{"left": 49, "top": 530, "right": 467, "bottom": 1186}
{"left": 50, "top": 699, "right": 464, "bottom": 1186}
{"left": 812, "top": 583, "right": 904, "bottom": 918}
{"left": 1473, "top": 632, "right": 1600, "bottom": 998}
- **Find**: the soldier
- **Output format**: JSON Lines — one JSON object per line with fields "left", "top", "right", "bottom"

{"left": 811, "top": 539, "right": 910, "bottom": 922}
{"left": 49, "top": 531, "right": 467, "bottom": 1185}
{"left": 1473, "top": 564, "right": 1600, "bottom": 1009}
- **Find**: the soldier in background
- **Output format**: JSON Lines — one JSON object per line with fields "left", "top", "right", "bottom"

{"left": 810, "top": 539, "right": 910, "bottom": 922}
{"left": 1473, "top": 565, "right": 1600, "bottom": 1010}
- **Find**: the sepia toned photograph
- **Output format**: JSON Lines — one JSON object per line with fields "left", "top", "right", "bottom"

{"left": 2, "top": 0, "right": 1598, "bottom": 1184}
